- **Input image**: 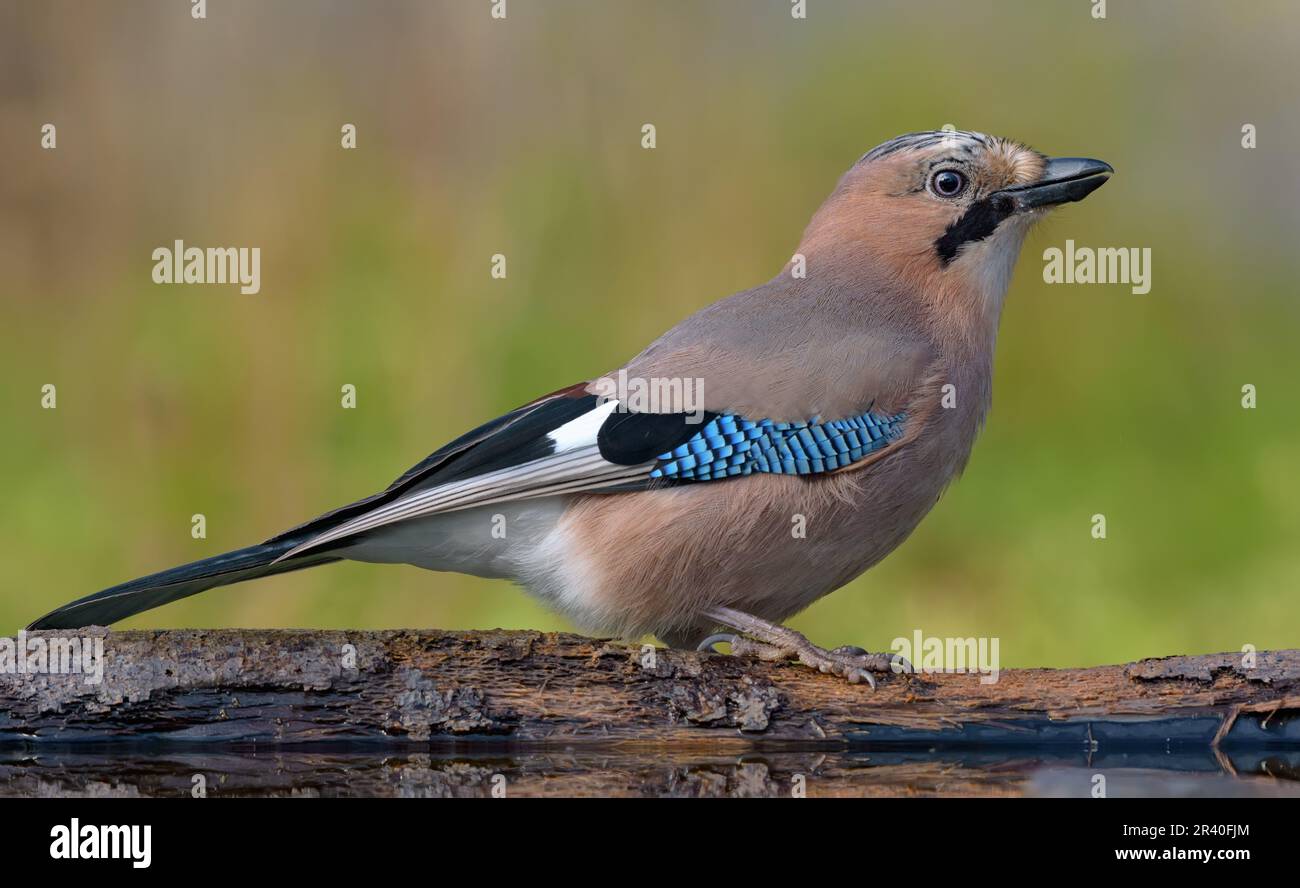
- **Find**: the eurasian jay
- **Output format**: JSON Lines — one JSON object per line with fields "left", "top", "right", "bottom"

{"left": 30, "top": 130, "right": 1112, "bottom": 685}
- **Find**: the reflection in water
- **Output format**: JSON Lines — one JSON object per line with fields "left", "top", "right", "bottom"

{"left": 2, "top": 745, "right": 1297, "bottom": 797}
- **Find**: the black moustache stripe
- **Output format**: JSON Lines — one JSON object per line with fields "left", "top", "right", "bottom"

{"left": 934, "top": 194, "right": 1015, "bottom": 265}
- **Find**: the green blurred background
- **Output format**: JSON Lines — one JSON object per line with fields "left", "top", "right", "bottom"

{"left": 1, "top": 0, "right": 1296, "bottom": 666}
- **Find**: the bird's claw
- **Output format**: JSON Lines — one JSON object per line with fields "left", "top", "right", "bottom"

{"left": 831, "top": 644, "right": 913, "bottom": 675}
{"left": 697, "top": 633, "right": 741, "bottom": 654}
{"left": 796, "top": 646, "right": 879, "bottom": 688}
{"left": 699, "top": 630, "right": 900, "bottom": 689}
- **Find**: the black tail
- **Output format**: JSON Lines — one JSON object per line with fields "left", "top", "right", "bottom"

{"left": 26, "top": 538, "right": 341, "bottom": 630}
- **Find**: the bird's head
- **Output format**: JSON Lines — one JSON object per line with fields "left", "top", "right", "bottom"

{"left": 797, "top": 130, "right": 1111, "bottom": 341}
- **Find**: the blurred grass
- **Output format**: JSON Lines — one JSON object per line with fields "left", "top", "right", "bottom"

{"left": 1, "top": 0, "right": 1297, "bottom": 666}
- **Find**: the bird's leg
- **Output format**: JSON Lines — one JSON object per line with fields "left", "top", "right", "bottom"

{"left": 698, "top": 606, "right": 905, "bottom": 688}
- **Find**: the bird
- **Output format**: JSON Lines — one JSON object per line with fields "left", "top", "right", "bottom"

{"left": 29, "top": 130, "right": 1112, "bottom": 685}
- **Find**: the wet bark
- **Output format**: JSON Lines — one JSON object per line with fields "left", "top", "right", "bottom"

{"left": 2, "top": 629, "right": 1297, "bottom": 749}
{"left": 4, "top": 629, "right": 1299, "bottom": 796}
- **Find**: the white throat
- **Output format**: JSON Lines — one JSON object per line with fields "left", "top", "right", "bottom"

{"left": 951, "top": 214, "right": 1034, "bottom": 337}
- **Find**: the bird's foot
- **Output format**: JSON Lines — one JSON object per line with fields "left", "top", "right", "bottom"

{"left": 698, "top": 606, "right": 905, "bottom": 688}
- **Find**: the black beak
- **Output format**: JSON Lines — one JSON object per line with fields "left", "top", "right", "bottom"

{"left": 994, "top": 157, "right": 1113, "bottom": 212}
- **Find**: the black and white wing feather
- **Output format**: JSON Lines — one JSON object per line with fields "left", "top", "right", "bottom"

{"left": 26, "top": 384, "right": 709, "bottom": 630}
{"left": 275, "top": 388, "right": 712, "bottom": 560}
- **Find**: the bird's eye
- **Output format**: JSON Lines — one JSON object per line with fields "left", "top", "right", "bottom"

{"left": 930, "top": 169, "right": 968, "bottom": 198}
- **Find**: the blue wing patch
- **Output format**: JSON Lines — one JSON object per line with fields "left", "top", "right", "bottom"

{"left": 649, "top": 410, "right": 906, "bottom": 481}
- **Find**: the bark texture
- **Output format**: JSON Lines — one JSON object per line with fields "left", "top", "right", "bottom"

{"left": 2, "top": 630, "right": 1298, "bottom": 797}
{"left": 3, "top": 629, "right": 1298, "bottom": 744}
